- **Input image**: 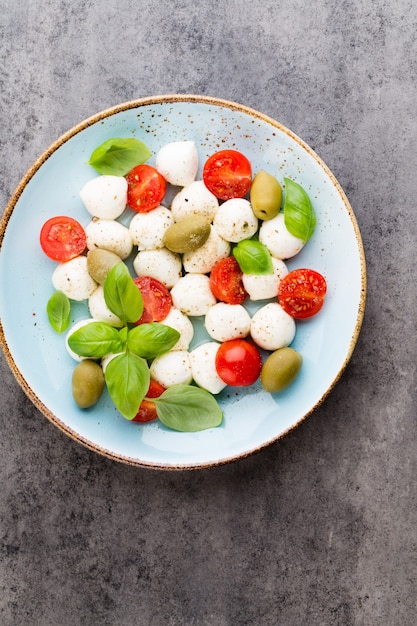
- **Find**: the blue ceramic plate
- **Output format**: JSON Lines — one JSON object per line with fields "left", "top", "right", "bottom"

{"left": 0, "top": 96, "right": 366, "bottom": 469}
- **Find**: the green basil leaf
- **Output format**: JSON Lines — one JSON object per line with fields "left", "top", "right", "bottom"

{"left": 105, "top": 352, "right": 150, "bottom": 420}
{"left": 127, "top": 323, "right": 180, "bottom": 359}
{"left": 68, "top": 321, "right": 122, "bottom": 358}
{"left": 88, "top": 137, "right": 151, "bottom": 176}
{"left": 233, "top": 239, "right": 274, "bottom": 275}
{"left": 283, "top": 177, "right": 316, "bottom": 242}
{"left": 104, "top": 263, "right": 143, "bottom": 324}
{"left": 153, "top": 384, "right": 223, "bottom": 432}
{"left": 46, "top": 290, "right": 70, "bottom": 333}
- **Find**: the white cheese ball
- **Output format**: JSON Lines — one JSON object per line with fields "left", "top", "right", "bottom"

{"left": 162, "top": 307, "right": 194, "bottom": 350}
{"left": 242, "top": 257, "right": 289, "bottom": 301}
{"left": 259, "top": 212, "right": 304, "bottom": 260}
{"left": 150, "top": 350, "right": 192, "bottom": 387}
{"left": 65, "top": 318, "right": 97, "bottom": 362}
{"left": 88, "top": 285, "right": 123, "bottom": 327}
{"left": 213, "top": 198, "right": 258, "bottom": 243}
{"left": 170, "top": 273, "right": 216, "bottom": 316}
{"left": 204, "top": 303, "right": 251, "bottom": 342}
{"left": 129, "top": 206, "right": 173, "bottom": 251}
{"left": 171, "top": 180, "right": 219, "bottom": 222}
{"left": 133, "top": 248, "right": 182, "bottom": 288}
{"left": 155, "top": 141, "right": 198, "bottom": 186}
{"left": 80, "top": 175, "right": 127, "bottom": 219}
{"left": 52, "top": 256, "right": 98, "bottom": 301}
{"left": 182, "top": 225, "right": 230, "bottom": 274}
{"left": 85, "top": 219, "right": 133, "bottom": 260}
{"left": 250, "top": 302, "right": 296, "bottom": 351}
{"left": 189, "top": 342, "right": 227, "bottom": 395}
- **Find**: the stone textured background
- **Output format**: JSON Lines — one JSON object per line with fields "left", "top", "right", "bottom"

{"left": 1, "top": 1, "right": 416, "bottom": 624}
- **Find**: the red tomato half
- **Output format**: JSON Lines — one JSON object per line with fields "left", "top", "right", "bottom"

{"left": 278, "top": 268, "right": 327, "bottom": 319}
{"left": 126, "top": 164, "right": 166, "bottom": 213}
{"left": 209, "top": 256, "right": 248, "bottom": 304}
{"left": 40, "top": 216, "right": 86, "bottom": 262}
{"left": 215, "top": 339, "right": 262, "bottom": 387}
{"left": 133, "top": 276, "right": 172, "bottom": 324}
{"left": 133, "top": 379, "right": 166, "bottom": 423}
{"left": 202, "top": 149, "right": 252, "bottom": 200}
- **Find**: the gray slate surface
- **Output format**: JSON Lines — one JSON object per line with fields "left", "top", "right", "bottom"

{"left": 1, "top": 1, "right": 416, "bottom": 624}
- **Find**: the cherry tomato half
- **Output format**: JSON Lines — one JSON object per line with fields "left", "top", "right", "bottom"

{"left": 40, "top": 216, "right": 87, "bottom": 262}
{"left": 133, "top": 379, "right": 166, "bottom": 423}
{"left": 202, "top": 149, "right": 252, "bottom": 200}
{"left": 209, "top": 256, "right": 248, "bottom": 304}
{"left": 215, "top": 339, "right": 262, "bottom": 387}
{"left": 126, "top": 164, "right": 166, "bottom": 213}
{"left": 278, "top": 268, "right": 327, "bottom": 319}
{"left": 133, "top": 276, "right": 172, "bottom": 324}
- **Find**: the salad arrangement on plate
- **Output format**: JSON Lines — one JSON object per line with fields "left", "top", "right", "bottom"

{"left": 40, "top": 136, "right": 327, "bottom": 433}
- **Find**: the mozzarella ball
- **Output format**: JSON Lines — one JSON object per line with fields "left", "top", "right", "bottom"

{"left": 259, "top": 212, "right": 304, "bottom": 259}
{"left": 52, "top": 256, "right": 98, "bottom": 301}
{"left": 213, "top": 198, "right": 258, "bottom": 243}
{"left": 162, "top": 307, "right": 194, "bottom": 350}
{"left": 155, "top": 141, "right": 198, "bottom": 186}
{"left": 66, "top": 318, "right": 97, "bottom": 362}
{"left": 88, "top": 285, "right": 123, "bottom": 327}
{"left": 171, "top": 181, "right": 219, "bottom": 222}
{"left": 150, "top": 351, "right": 192, "bottom": 387}
{"left": 204, "top": 303, "right": 251, "bottom": 342}
{"left": 133, "top": 248, "right": 182, "bottom": 288}
{"left": 250, "top": 302, "right": 296, "bottom": 351}
{"left": 85, "top": 219, "right": 133, "bottom": 260}
{"left": 242, "top": 257, "right": 289, "bottom": 301}
{"left": 189, "top": 342, "right": 227, "bottom": 394}
{"left": 129, "top": 206, "right": 173, "bottom": 251}
{"left": 182, "top": 225, "right": 230, "bottom": 274}
{"left": 80, "top": 175, "right": 127, "bottom": 219}
{"left": 170, "top": 273, "right": 216, "bottom": 316}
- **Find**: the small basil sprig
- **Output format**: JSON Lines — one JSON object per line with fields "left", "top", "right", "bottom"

{"left": 283, "top": 177, "right": 316, "bottom": 242}
{"left": 233, "top": 239, "right": 273, "bottom": 275}
{"left": 153, "top": 385, "right": 224, "bottom": 432}
{"left": 88, "top": 137, "right": 151, "bottom": 176}
{"left": 47, "top": 290, "right": 71, "bottom": 333}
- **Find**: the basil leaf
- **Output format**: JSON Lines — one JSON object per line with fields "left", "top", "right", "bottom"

{"left": 233, "top": 239, "right": 274, "bottom": 275}
{"left": 68, "top": 321, "right": 122, "bottom": 358}
{"left": 105, "top": 352, "right": 150, "bottom": 420}
{"left": 283, "top": 177, "right": 316, "bottom": 242}
{"left": 154, "top": 384, "right": 223, "bottom": 432}
{"left": 104, "top": 263, "right": 143, "bottom": 324}
{"left": 88, "top": 137, "right": 151, "bottom": 176}
{"left": 46, "top": 290, "right": 70, "bottom": 333}
{"left": 127, "top": 323, "right": 180, "bottom": 359}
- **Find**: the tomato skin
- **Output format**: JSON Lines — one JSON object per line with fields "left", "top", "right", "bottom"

{"left": 133, "top": 276, "right": 172, "bottom": 324}
{"left": 215, "top": 339, "right": 262, "bottom": 387}
{"left": 278, "top": 268, "right": 327, "bottom": 319}
{"left": 40, "top": 216, "right": 87, "bottom": 262}
{"left": 126, "top": 164, "right": 166, "bottom": 213}
{"left": 202, "top": 150, "right": 252, "bottom": 200}
{"left": 209, "top": 256, "right": 248, "bottom": 304}
{"left": 133, "top": 379, "right": 165, "bottom": 423}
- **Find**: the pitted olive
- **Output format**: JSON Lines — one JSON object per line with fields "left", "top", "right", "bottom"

{"left": 87, "top": 248, "right": 122, "bottom": 284}
{"left": 72, "top": 360, "right": 105, "bottom": 408}
{"left": 250, "top": 170, "right": 282, "bottom": 220}
{"left": 260, "top": 347, "right": 302, "bottom": 392}
{"left": 163, "top": 215, "right": 211, "bottom": 253}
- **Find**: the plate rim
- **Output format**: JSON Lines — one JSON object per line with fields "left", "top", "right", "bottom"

{"left": 0, "top": 94, "right": 367, "bottom": 470}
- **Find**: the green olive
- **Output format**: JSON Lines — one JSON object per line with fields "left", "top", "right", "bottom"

{"left": 72, "top": 360, "right": 105, "bottom": 409}
{"left": 87, "top": 248, "right": 122, "bottom": 284}
{"left": 250, "top": 170, "right": 282, "bottom": 220}
{"left": 261, "top": 347, "right": 302, "bottom": 393}
{"left": 163, "top": 215, "right": 211, "bottom": 253}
